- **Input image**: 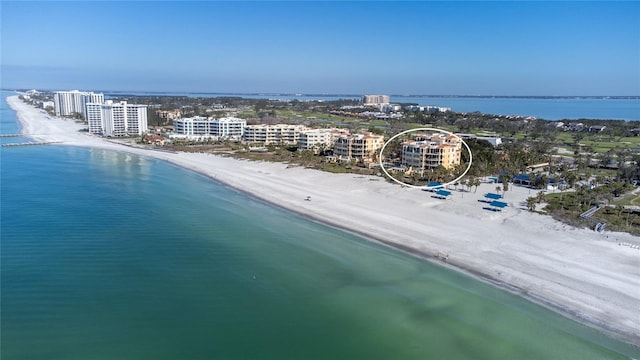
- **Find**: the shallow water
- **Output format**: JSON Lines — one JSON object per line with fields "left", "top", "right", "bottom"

{"left": 1, "top": 92, "right": 638, "bottom": 359}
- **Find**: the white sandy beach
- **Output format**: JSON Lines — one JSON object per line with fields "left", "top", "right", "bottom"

{"left": 6, "top": 96, "right": 640, "bottom": 344}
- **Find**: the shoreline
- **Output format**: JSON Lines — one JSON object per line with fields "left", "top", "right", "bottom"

{"left": 195, "top": 166, "right": 638, "bottom": 346}
{"left": 6, "top": 95, "right": 640, "bottom": 347}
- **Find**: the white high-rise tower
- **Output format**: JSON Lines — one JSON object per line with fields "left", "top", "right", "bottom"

{"left": 87, "top": 100, "right": 148, "bottom": 136}
{"left": 53, "top": 90, "right": 104, "bottom": 117}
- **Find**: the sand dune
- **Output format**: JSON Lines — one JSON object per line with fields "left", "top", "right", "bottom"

{"left": 7, "top": 95, "right": 640, "bottom": 344}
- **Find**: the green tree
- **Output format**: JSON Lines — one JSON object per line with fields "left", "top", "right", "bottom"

{"left": 472, "top": 177, "right": 481, "bottom": 193}
{"left": 526, "top": 197, "right": 537, "bottom": 211}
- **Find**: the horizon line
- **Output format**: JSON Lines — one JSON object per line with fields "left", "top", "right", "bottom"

{"left": 2, "top": 88, "right": 639, "bottom": 99}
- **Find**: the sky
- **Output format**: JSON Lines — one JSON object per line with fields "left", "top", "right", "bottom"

{"left": 1, "top": 1, "right": 639, "bottom": 95}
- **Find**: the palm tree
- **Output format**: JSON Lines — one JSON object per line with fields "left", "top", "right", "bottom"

{"left": 526, "top": 197, "right": 537, "bottom": 211}
{"left": 473, "top": 178, "right": 481, "bottom": 193}
{"left": 527, "top": 172, "right": 536, "bottom": 187}
{"left": 563, "top": 170, "right": 578, "bottom": 189}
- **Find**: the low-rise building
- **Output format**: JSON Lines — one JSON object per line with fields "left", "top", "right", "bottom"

{"left": 456, "top": 133, "right": 502, "bottom": 147}
{"left": 156, "top": 109, "right": 181, "bottom": 120}
{"left": 142, "top": 134, "right": 166, "bottom": 145}
{"left": 214, "top": 117, "right": 246, "bottom": 140}
{"left": 404, "top": 105, "right": 450, "bottom": 113}
{"left": 172, "top": 116, "right": 246, "bottom": 140}
{"left": 425, "top": 105, "right": 451, "bottom": 113}
{"left": 41, "top": 101, "right": 54, "bottom": 109}
{"left": 587, "top": 125, "right": 606, "bottom": 133}
{"left": 401, "top": 133, "right": 462, "bottom": 173}
{"left": 242, "top": 124, "right": 308, "bottom": 145}
{"left": 381, "top": 104, "right": 402, "bottom": 112}
{"left": 298, "top": 128, "right": 350, "bottom": 151}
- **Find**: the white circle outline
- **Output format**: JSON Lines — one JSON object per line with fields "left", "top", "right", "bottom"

{"left": 378, "top": 127, "right": 473, "bottom": 190}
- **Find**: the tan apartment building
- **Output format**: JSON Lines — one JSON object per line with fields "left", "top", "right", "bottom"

{"left": 401, "top": 133, "right": 462, "bottom": 173}
{"left": 243, "top": 124, "right": 308, "bottom": 145}
{"left": 334, "top": 132, "right": 385, "bottom": 163}
{"left": 298, "top": 128, "right": 350, "bottom": 152}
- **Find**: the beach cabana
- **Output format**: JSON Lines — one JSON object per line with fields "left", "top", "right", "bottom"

{"left": 484, "top": 192, "right": 502, "bottom": 200}
{"left": 423, "top": 181, "right": 442, "bottom": 192}
{"left": 513, "top": 173, "right": 532, "bottom": 186}
{"left": 432, "top": 189, "right": 452, "bottom": 200}
{"left": 484, "top": 200, "right": 508, "bottom": 212}
{"left": 490, "top": 200, "right": 507, "bottom": 208}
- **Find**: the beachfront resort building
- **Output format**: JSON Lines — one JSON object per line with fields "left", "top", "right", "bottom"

{"left": 86, "top": 100, "right": 148, "bottom": 137}
{"left": 401, "top": 133, "right": 462, "bottom": 173}
{"left": 361, "top": 95, "right": 390, "bottom": 106}
{"left": 172, "top": 116, "right": 246, "bottom": 140}
{"left": 298, "top": 128, "right": 350, "bottom": 152}
{"left": 54, "top": 90, "right": 104, "bottom": 118}
{"left": 333, "top": 132, "right": 385, "bottom": 163}
{"left": 242, "top": 124, "right": 308, "bottom": 145}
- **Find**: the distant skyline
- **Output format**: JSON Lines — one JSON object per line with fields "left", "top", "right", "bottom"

{"left": 1, "top": 1, "right": 639, "bottom": 96}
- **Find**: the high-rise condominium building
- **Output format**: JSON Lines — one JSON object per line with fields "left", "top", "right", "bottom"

{"left": 361, "top": 95, "right": 390, "bottom": 106}
{"left": 86, "top": 101, "right": 148, "bottom": 137}
{"left": 53, "top": 90, "right": 104, "bottom": 117}
{"left": 86, "top": 103, "right": 104, "bottom": 134}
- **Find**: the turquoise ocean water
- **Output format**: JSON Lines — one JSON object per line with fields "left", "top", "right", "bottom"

{"left": 1, "top": 92, "right": 639, "bottom": 359}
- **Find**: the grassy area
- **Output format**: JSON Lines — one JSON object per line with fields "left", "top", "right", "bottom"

{"left": 593, "top": 207, "right": 640, "bottom": 235}
{"left": 368, "top": 119, "right": 390, "bottom": 126}
{"left": 578, "top": 168, "right": 618, "bottom": 178}
{"left": 237, "top": 110, "right": 255, "bottom": 118}
{"left": 540, "top": 182, "right": 640, "bottom": 235}
{"left": 274, "top": 110, "right": 355, "bottom": 124}
{"left": 583, "top": 142, "right": 637, "bottom": 153}
{"left": 556, "top": 132, "right": 640, "bottom": 153}
{"left": 402, "top": 123, "right": 425, "bottom": 130}
{"left": 612, "top": 192, "right": 640, "bottom": 206}
{"left": 554, "top": 132, "right": 574, "bottom": 144}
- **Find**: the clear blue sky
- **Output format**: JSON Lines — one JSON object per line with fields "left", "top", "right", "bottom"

{"left": 1, "top": 1, "right": 639, "bottom": 95}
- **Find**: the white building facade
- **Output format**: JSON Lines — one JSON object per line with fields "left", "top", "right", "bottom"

{"left": 54, "top": 90, "right": 104, "bottom": 117}
{"left": 82, "top": 92, "right": 104, "bottom": 115}
{"left": 212, "top": 117, "right": 246, "bottom": 140}
{"left": 87, "top": 101, "right": 148, "bottom": 136}
{"left": 86, "top": 103, "right": 104, "bottom": 134}
{"left": 172, "top": 116, "right": 246, "bottom": 140}
{"left": 298, "top": 128, "right": 350, "bottom": 151}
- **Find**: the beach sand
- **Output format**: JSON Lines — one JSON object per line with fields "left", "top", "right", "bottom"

{"left": 7, "top": 96, "right": 640, "bottom": 345}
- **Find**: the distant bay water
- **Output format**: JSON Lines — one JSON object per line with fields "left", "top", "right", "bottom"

{"left": 1, "top": 91, "right": 639, "bottom": 359}
{"left": 103, "top": 91, "right": 640, "bottom": 121}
